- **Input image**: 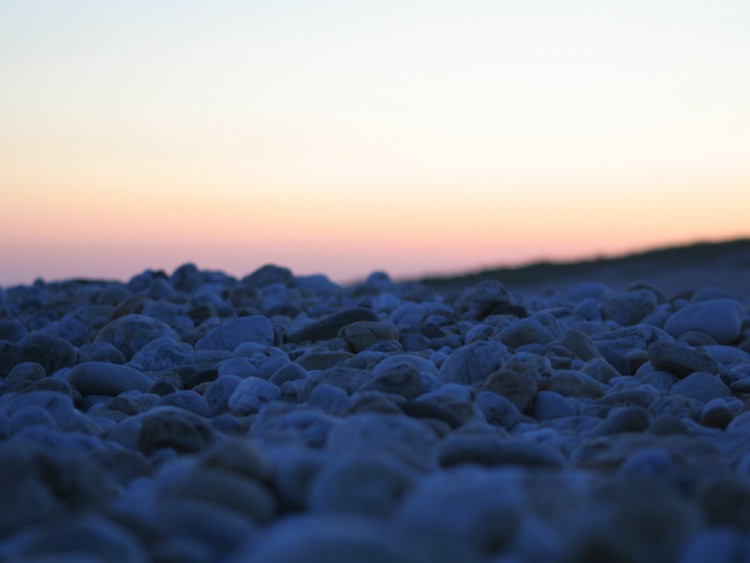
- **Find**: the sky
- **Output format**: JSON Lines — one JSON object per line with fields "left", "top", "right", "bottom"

{"left": 1, "top": 1, "right": 749, "bottom": 286}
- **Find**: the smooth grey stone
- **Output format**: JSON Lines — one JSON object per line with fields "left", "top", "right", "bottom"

{"left": 327, "top": 412, "right": 439, "bottom": 471}
{"left": 677, "top": 527, "right": 750, "bottom": 563}
{"left": 68, "top": 361, "right": 153, "bottom": 396}
{"left": 307, "top": 454, "right": 416, "bottom": 516}
{"left": 0, "top": 319, "right": 27, "bottom": 342}
{"left": 665, "top": 299, "right": 745, "bottom": 344}
{"left": 233, "top": 514, "right": 420, "bottom": 563}
{"left": 157, "top": 497, "right": 259, "bottom": 560}
{"left": 5, "top": 390, "right": 78, "bottom": 429}
{"left": 13, "top": 332, "right": 77, "bottom": 375}
{"left": 251, "top": 408, "right": 339, "bottom": 449}
{"left": 564, "top": 478, "right": 702, "bottom": 563}
{"left": 670, "top": 372, "right": 731, "bottom": 403}
{"left": 112, "top": 406, "right": 214, "bottom": 455}
{"left": 5, "top": 514, "right": 147, "bottom": 563}
{"left": 601, "top": 289, "right": 658, "bottom": 326}
{"left": 533, "top": 390, "right": 576, "bottom": 420}
{"left": 8, "top": 406, "right": 58, "bottom": 434}
{"left": 397, "top": 466, "right": 523, "bottom": 559}
{"left": 338, "top": 320, "right": 399, "bottom": 352}
{"left": 439, "top": 341, "right": 510, "bottom": 385}
{"left": 45, "top": 315, "right": 91, "bottom": 347}
{"left": 440, "top": 435, "right": 565, "bottom": 469}
{"left": 227, "top": 376, "right": 281, "bottom": 415}
{"left": 306, "top": 383, "right": 348, "bottom": 412}
{"left": 475, "top": 390, "right": 522, "bottom": 428}
{"left": 156, "top": 390, "right": 210, "bottom": 417}
{"left": 591, "top": 406, "right": 650, "bottom": 436}
{"left": 95, "top": 314, "right": 180, "bottom": 359}
{"left": 597, "top": 386, "right": 660, "bottom": 409}
{"left": 77, "top": 341, "right": 127, "bottom": 364}
{"left": 158, "top": 464, "right": 277, "bottom": 524}
{"left": 540, "top": 370, "right": 604, "bottom": 399}
{"left": 6, "top": 361, "right": 46, "bottom": 389}
{"left": 295, "top": 350, "right": 355, "bottom": 370}
{"left": 454, "top": 280, "right": 514, "bottom": 320}
{"left": 483, "top": 352, "right": 546, "bottom": 411}
{"left": 647, "top": 341, "right": 721, "bottom": 377}
{"left": 286, "top": 307, "right": 379, "bottom": 344}
{"left": 130, "top": 336, "right": 195, "bottom": 372}
{"left": 196, "top": 315, "right": 274, "bottom": 351}
{"left": 496, "top": 311, "right": 563, "bottom": 348}
{"left": 699, "top": 398, "right": 735, "bottom": 429}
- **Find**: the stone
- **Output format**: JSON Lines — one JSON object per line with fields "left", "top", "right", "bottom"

{"left": 647, "top": 341, "right": 721, "bottom": 377}
{"left": 559, "top": 328, "right": 601, "bottom": 361}
{"left": 95, "top": 314, "right": 180, "bottom": 359}
{"left": 454, "top": 280, "right": 517, "bottom": 320}
{"left": 442, "top": 435, "right": 565, "bottom": 469}
{"left": 68, "top": 361, "right": 153, "bottom": 396}
{"left": 475, "top": 391, "right": 522, "bottom": 428}
{"left": 119, "top": 406, "right": 214, "bottom": 455}
{"left": 307, "top": 454, "right": 416, "bottom": 516}
{"left": 251, "top": 408, "right": 339, "bottom": 449}
{"left": 439, "top": 341, "right": 510, "bottom": 385}
{"left": 156, "top": 497, "right": 259, "bottom": 560}
{"left": 156, "top": 390, "right": 210, "bottom": 418}
{"left": 540, "top": 370, "right": 604, "bottom": 399}
{"left": 591, "top": 406, "right": 650, "bottom": 436}
{"left": 6, "top": 361, "right": 46, "bottom": 389}
{"left": 669, "top": 372, "right": 731, "bottom": 403}
{"left": 196, "top": 315, "right": 274, "bottom": 351}
{"left": 77, "top": 341, "right": 127, "bottom": 364}
{"left": 397, "top": 466, "right": 524, "bottom": 558}
{"left": 482, "top": 352, "right": 544, "bottom": 412}
{"left": 496, "top": 312, "right": 563, "bottom": 348}
{"left": 286, "top": 308, "right": 380, "bottom": 344}
{"left": 130, "top": 336, "right": 195, "bottom": 372}
{"left": 13, "top": 332, "right": 77, "bottom": 375}
{"left": 5, "top": 390, "right": 79, "bottom": 430}
{"left": 699, "top": 398, "right": 735, "bottom": 429}
{"left": 533, "top": 390, "right": 577, "bottom": 420}
{"left": 338, "top": 320, "right": 399, "bottom": 352}
{"left": 5, "top": 514, "right": 148, "bottom": 563}
{"left": 601, "top": 289, "right": 658, "bottom": 326}
{"left": 677, "top": 527, "right": 750, "bottom": 563}
{"left": 327, "top": 413, "right": 439, "bottom": 471}
{"left": 665, "top": 299, "right": 745, "bottom": 344}
{"left": 227, "top": 376, "right": 281, "bottom": 415}
{"left": 233, "top": 514, "right": 418, "bottom": 563}
{"left": 158, "top": 464, "right": 277, "bottom": 524}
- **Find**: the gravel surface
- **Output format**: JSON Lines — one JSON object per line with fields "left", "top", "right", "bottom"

{"left": 1, "top": 263, "right": 750, "bottom": 562}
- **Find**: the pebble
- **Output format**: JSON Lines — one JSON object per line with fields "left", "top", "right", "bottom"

{"left": 669, "top": 371, "right": 731, "bottom": 403}
{"left": 227, "top": 376, "right": 281, "bottom": 415}
{"left": 665, "top": 299, "right": 745, "bottom": 344}
{"left": 338, "top": 320, "right": 399, "bottom": 352}
{"left": 439, "top": 341, "right": 510, "bottom": 385}
{"left": 12, "top": 331, "right": 77, "bottom": 375}
{"left": 307, "top": 454, "right": 416, "bottom": 516}
{"left": 95, "top": 314, "right": 180, "bottom": 359}
{"left": 647, "top": 341, "right": 721, "bottom": 377}
{"left": 196, "top": 315, "right": 275, "bottom": 351}
{"left": 286, "top": 307, "right": 379, "bottom": 344}
{"left": 3, "top": 264, "right": 750, "bottom": 562}
{"left": 68, "top": 361, "right": 153, "bottom": 396}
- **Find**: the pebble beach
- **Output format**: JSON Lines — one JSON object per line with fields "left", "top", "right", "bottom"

{"left": 1, "top": 262, "right": 750, "bottom": 562}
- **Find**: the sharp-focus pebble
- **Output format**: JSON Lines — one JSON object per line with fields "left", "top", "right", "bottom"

{"left": 1, "top": 265, "right": 750, "bottom": 562}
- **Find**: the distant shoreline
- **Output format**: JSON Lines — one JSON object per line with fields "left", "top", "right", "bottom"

{"left": 415, "top": 238, "right": 750, "bottom": 297}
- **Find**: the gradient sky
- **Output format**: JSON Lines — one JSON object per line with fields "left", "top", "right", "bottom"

{"left": 2, "top": 1, "right": 749, "bottom": 286}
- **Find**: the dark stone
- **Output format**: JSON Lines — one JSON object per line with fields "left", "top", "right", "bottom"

{"left": 286, "top": 307, "right": 380, "bottom": 344}
{"left": 647, "top": 341, "right": 721, "bottom": 378}
{"left": 14, "top": 332, "right": 77, "bottom": 375}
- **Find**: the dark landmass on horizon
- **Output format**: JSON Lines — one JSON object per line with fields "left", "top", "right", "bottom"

{"left": 415, "top": 238, "right": 750, "bottom": 298}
